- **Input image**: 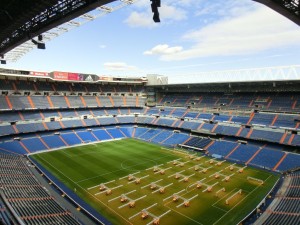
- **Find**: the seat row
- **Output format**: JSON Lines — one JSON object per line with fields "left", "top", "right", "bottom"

{"left": 0, "top": 153, "right": 81, "bottom": 225}
{"left": 256, "top": 172, "right": 300, "bottom": 225}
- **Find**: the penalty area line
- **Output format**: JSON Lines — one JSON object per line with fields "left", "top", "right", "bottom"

{"left": 212, "top": 175, "right": 272, "bottom": 225}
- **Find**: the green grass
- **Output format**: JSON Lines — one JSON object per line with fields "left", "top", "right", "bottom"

{"left": 30, "top": 139, "right": 279, "bottom": 225}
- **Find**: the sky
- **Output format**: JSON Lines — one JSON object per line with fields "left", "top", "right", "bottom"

{"left": 2, "top": 0, "right": 300, "bottom": 81}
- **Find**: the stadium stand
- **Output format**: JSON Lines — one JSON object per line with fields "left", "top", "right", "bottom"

{"left": 41, "top": 134, "right": 67, "bottom": 148}
{"left": 0, "top": 153, "right": 81, "bottom": 225}
{"left": 1, "top": 70, "right": 300, "bottom": 225}
{"left": 249, "top": 147, "right": 286, "bottom": 170}
{"left": 207, "top": 141, "right": 239, "bottom": 157}
{"left": 158, "top": 92, "right": 300, "bottom": 111}
{"left": 106, "top": 128, "right": 125, "bottom": 139}
{"left": 254, "top": 172, "right": 300, "bottom": 225}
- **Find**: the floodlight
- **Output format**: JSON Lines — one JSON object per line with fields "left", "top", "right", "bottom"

{"left": 31, "top": 39, "right": 46, "bottom": 50}
{"left": 38, "top": 35, "right": 43, "bottom": 41}
{"left": 153, "top": 12, "right": 160, "bottom": 23}
{"left": 37, "top": 43, "right": 46, "bottom": 49}
{"left": 150, "top": 1, "right": 161, "bottom": 23}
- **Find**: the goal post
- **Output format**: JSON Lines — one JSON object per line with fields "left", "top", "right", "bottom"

{"left": 225, "top": 189, "right": 242, "bottom": 205}
{"left": 247, "top": 176, "right": 264, "bottom": 185}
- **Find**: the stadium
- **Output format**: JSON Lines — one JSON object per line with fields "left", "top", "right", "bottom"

{"left": 0, "top": 1, "right": 299, "bottom": 225}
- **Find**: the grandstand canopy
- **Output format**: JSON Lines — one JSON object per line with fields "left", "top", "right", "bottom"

{"left": 146, "top": 65, "right": 300, "bottom": 86}
{"left": 254, "top": 0, "right": 300, "bottom": 26}
{"left": 0, "top": 0, "right": 116, "bottom": 56}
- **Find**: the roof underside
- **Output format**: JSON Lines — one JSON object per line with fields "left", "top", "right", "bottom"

{"left": 254, "top": 0, "right": 300, "bottom": 25}
{"left": 0, "top": 0, "right": 115, "bottom": 56}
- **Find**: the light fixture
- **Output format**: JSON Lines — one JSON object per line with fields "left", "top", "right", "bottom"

{"left": 38, "top": 34, "right": 43, "bottom": 41}
{"left": 150, "top": 0, "right": 161, "bottom": 23}
{"left": 31, "top": 38, "right": 46, "bottom": 49}
{"left": 0, "top": 54, "right": 6, "bottom": 64}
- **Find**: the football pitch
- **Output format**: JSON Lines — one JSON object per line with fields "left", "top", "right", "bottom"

{"left": 30, "top": 138, "right": 279, "bottom": 225}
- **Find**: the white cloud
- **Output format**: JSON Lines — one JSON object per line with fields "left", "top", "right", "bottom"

{"left": 103, "top": 62, "right": 137, "bottom": 71}
{"left": 99, "top": 45, "right": 106, "bottom": 49}
{"left": 124, "top": 11, "right": 156, "bottom": 28}
{"left": 144, "top": 44, "right": 183, "bottom": 55}
{"left": 159, "top": 6, "right": 300, "bottom": 61}
{"left": 132, "top": 0, "right": 148, "bottom": 8}
{"left": 160, "top": 4, "right": 187, "bottom": 21}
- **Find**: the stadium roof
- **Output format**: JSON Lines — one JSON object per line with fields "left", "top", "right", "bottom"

{"left": 145, "top": 65, "right": 300, "bottom": 86}
{"left": 0, "top": 0, "right": 136, "bottom": 61}
{"left": 254, "top": 0, "right": 300, "bottom": 26}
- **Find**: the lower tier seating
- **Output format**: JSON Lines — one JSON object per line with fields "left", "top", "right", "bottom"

{"left": 0, "top": 124, "right": 299, "bottom": 172}
{"left": 0, "top": 153, "right": 81, "bottom": 225}
{"left": 255, "top": 172, "right": 300, "bottom": 225}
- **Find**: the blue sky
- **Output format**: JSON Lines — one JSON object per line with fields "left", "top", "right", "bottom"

{"left": 3, "top": 0, "right": 300, "bottom": 79}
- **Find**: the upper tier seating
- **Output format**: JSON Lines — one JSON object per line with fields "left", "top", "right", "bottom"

{"left": 0, "top": 95, "right": 145, "bottom": 110}
{"left": 0, "top": 80, "right": 144, "bottom": 93}
{"left": 159, "top": 92, "right": 300, "bottom": 111}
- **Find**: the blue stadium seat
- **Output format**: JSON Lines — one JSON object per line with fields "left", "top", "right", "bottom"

{"left": 0, "top": 141, "right": 27, "bottom": 154}
{"left": 22, "top": 138, "right": 47, "bottom": 152}
{"left": 250, "top": 148, "right": 285, "bottom": 169}
{"left": 77, "top": 131, "right": 98, "bottom": 142}
{"left": 92, "top": 129, "right": 113, "bottom": 140}
{"left": 41, "top": 135, "right": 66, "bottom": 148}
{"left": 277, "top": 153, "right": 300, "bottom": 171}
{"left": 134, "top": 127, "right": 149, "bottom": 137}
{"left": 106, "top": 128, "right": 125, "bottom": 139}
{"left": 228, "top": 144, "right": 259, "bottom": 163}
{"left": 60, "top": 133, "right": 82, "bottom": 145}
{"left": 207, "top": 141, "right": 238, "bottom": 157}
{"left": 163, "top": 133, "right": 189, "bottom": 146}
